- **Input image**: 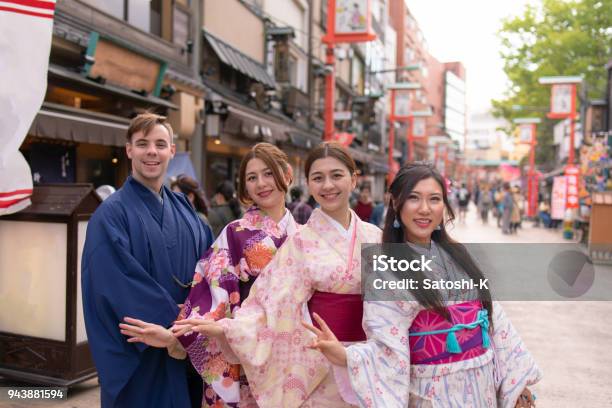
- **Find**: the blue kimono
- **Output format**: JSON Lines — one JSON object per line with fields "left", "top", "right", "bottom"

{"left": 82, "top": 176, "right": 213, "bottom": 408}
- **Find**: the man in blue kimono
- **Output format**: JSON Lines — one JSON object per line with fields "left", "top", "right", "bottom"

{"left": 82, "top": 113, "right": 213, "bottom": 408}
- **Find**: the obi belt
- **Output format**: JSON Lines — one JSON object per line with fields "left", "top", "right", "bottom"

{"left": 408, "top": 300, "right": 490, "bottom": 365}
{"left": 308, "top": 291, "right": 366, "bottom": 342}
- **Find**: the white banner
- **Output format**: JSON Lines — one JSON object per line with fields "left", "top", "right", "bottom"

{"left": 0, "top": 1, "right": 55, "bottom": 215}
{"left": 394, "top": 90, "right": 410, "bottom": 118}
{"left": 519, "top": 124, "right": 533, "bottom": 144}
{"left": 413, "top": 117, "right": 426, "bottom": 138}
{"left": 551, "top": 84, "right": 572, "bottom": 115}
{"left": 335, "top": 0, "right": 368, "bottom": 35}
{"left": 551, "top": 176, "right": 567, "bottom": 220}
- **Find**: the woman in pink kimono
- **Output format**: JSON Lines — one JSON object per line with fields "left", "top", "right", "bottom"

{"left": 120, "top": 142, "right": 299, "bottom": 407}
{"left": 170, "top": 142, "right": 383, "bottom": 407}
{"left": 304, "top": 163, "right": 542, "bottom": 408}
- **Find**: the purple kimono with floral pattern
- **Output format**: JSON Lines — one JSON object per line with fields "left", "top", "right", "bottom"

{"left": 178, "top": 207, "right": 298, "bottom": 407}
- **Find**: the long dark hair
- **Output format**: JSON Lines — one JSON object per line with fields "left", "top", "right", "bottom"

{"left": 215, "top": 180, "right": 242, "bottom": 218}
{"left": 172, "top": 174, "right": 209, "bottom": 216}
{"left": 383, "top": 162, "right": 493, "bottom": 325}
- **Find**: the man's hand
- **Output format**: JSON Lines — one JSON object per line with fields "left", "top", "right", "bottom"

{"left": 119, "top": 317, "right": 176, "bottom": 348}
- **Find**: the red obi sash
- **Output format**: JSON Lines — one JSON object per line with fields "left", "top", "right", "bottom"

{"left": 307, "top": 291, "right": 366, "bottom": 342}
{"left": 408, "top": 300, "right": 489, "bottom": 365}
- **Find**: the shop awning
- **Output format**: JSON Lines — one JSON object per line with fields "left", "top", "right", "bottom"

{"left": 223, "top": 105, "right": 288, "bottom": 143}
{"left": 204, "top": 31, "right": 275, "bottom": 89}
{"left": 29, "top": 105, "right": 129, "bottom": 146}
{"left": 167, "top": 152, "right": 198, "bottom": 183}
{"left": 286, "top": 131, "right": 320, "bottom": 150}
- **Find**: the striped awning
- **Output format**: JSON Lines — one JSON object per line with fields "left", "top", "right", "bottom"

{"left": 204, "top": 30, "right": 275, "bottom": 89}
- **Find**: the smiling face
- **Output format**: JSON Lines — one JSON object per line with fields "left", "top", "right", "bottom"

{"left": 307, "top": 156, "right": 356, "bottom": 217}
{"left": 126, "top": 124, "right": 175, "bottom": 192}
{"left": 244, "top": 157, "right": 288, "bottom": 211}
{"left": 398, "top": 177, "right": 445, "bottom": 245}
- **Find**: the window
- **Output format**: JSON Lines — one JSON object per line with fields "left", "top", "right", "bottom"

{"left": 128, "top": 0, "right": 151, "bottom": 33}
{"left": 81, "top": 0, "right": 124, "bottom": 20}
{"left": 288, "top": 55, "right": 298, "bottom": 87}
{"left": 80, "top": 0, "right": 186, "bottom": 39}
{"left": 321, "top": 0, "right": 328, "bottom": 31}
{"left": 173, "top": 5, "right": 190, "bottom": 47}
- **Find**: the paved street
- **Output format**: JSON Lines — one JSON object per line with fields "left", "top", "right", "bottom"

{"left": 2, "top": 205, "right": 612, "bottom": 407}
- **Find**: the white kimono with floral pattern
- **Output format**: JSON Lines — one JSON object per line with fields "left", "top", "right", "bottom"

{"left": 218, "top": 208, "right": 382, "bottom": 408}
{"left": 346, "top": 300, "right": 543, "bottom": 408}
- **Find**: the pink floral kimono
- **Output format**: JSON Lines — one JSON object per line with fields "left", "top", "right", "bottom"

{"left": 178, "top": 207, "right": 298, "bottom": 407}
{"left": 218, "top": 208, "right": 382, "bottom": 407}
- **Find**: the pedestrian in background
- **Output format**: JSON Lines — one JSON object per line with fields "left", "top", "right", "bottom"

{"left": 477, "top": 184, "right": 493, "bottom": 224}
{"left": 353, "top": 183, "right": 374, "bottom": 222}
{"left": 370, "top": 190, "right": 391, "bottom": 228}
{"left": 208, "top": 180, "right": 242, "bottom": 237}
{"left": 456, "top": 182, "right": 471, "bottom": 223}
{"left": 287, "top": 185, "right": 313, "bottom": 224}
{"left": 501, "top": 182, "right": 514, "bottom": 234}
{"left": 510, "top": 186, "right": 523, "bottom": 234}
{"left": 171, "top": 174, "right": 211, "bottom": 230}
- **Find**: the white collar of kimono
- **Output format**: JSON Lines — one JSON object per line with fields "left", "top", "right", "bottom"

{"left": 276, "top": 208, "right": 293, "bottom": 232}
{"left": 318, "top": 208, "right": 354, "bottom": 239}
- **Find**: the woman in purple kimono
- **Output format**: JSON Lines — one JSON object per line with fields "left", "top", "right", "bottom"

{"left": 304, "top": 163, "right": 541, "bottom": 408}
{"left": 121, "top": 142, "right": 298, "bottom": 407}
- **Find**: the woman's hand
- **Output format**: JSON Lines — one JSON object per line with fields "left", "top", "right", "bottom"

{"left": 514, "top": 387, "right": 536, "bottom": 407}
{"left": 172, "top": 318, "right": 225, "bottom": 338}
{"left": 119, "top": 317, "right": 176, "bottom": 348}
{"left": 302, "top": 313, "right": 347, "bottom": 367}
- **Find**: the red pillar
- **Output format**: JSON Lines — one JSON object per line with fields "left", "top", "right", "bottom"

{"left": 388, "top": 89, "right": 396, "bottom": 185}
{"left": 527, "top": 123, "right": 538, "bottom": 217}
{"left": 323, "top": 45, "right": 335, "bottom": 141}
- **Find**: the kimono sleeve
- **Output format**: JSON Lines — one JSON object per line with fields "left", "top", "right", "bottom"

{"left": 346, "top": 301, "right": 421, "bottom": 408}
{"left": 177, "top": 226, "right": 242, "bottom": 404}
{"left": 218, "top": 234, "right": 328, "bottom": 407}
{"left": 492, "top": 302, "right": 543, "bottom": 408}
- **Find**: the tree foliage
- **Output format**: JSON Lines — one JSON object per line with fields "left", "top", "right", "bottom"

{"left": 493, "top": 0, "right": 611, "bottom": 168}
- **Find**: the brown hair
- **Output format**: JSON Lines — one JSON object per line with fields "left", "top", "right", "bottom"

{"left": 126, "top": 112, "right": 174, "bottom": 142}
{"left": 238, "top": 142, "right": 292, "bottom": 206}
{"left": 171, "top": 174, "right": 209, "bottom": 216}
{"left": 304, "top": 141, "right": 357, "bottom": 178}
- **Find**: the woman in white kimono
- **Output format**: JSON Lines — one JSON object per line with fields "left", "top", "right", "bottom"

{"left": 304, "top": 162, "right": 542, "bottom": 408}
{"left": 169, "top": 142, "right": 383, "bottom": 407}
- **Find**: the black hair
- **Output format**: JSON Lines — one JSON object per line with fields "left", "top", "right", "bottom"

{"left": 216, "top": 181, "right": 242, "bottom": 218}
{"left": 382, "top": 162, "right": 493, "bottom": 325}
{"left": 290, "top": 186, "right": 303, "bottom": 202}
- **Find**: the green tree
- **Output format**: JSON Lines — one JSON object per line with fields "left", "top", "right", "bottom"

{"left": 493, "top": 0, "right": 611, "bottom": 169}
